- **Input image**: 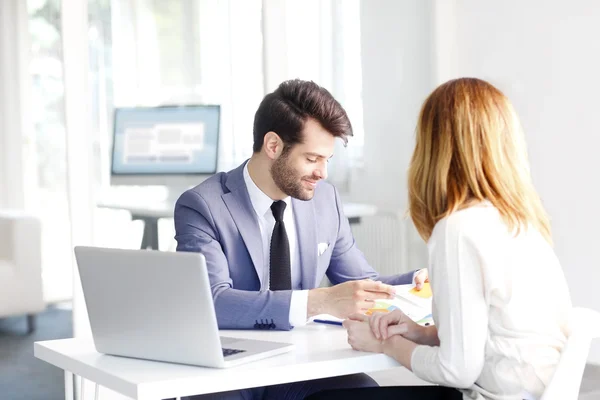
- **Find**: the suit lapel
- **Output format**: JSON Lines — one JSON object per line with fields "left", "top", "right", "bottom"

{"left": 293, "top": 198, "right": 318, "bottom": 289}
{"left": 222, "top": 163, "right": 265, "bottom": 287}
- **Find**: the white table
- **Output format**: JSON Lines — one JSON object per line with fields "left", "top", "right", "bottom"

{"left": 35, "top": 323, "right": 403, "bottom": 400}
{"left": 98, "top": 198, "right": 377, "bottom": 250}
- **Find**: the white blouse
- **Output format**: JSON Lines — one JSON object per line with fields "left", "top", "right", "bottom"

{"left": 410, "top": 203, "right": 572, "bottom": 399}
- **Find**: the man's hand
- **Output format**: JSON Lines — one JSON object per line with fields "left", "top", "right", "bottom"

{"left": 307, "top": 279, "right": 396, "bottom": 319}
{"left": 343, "top": 313, "right": 384, "bottom": 353}
{"left": 413, "top": 268, "right": 429, "bottom": 290}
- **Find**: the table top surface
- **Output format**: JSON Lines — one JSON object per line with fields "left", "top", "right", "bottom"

{"left": 35, "top": 323, "right": 402, "bottom": 399}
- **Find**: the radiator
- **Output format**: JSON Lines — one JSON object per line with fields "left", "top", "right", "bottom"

{"left": 351, "top": 212, "right": 428, "bottom": 277}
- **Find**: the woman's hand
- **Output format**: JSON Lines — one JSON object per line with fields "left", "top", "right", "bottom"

{"left": 343, "top": 313, "right": 385, "bottom": 353}
{"left": 413, "top": 268, "right": 429, "bottom": 290}
{"left": 369, "top": 309, "right": 425, "bottom": 343}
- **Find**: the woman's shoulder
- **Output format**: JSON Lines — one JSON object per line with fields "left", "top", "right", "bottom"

{"left": 430, "top": 202, "right": 502, "bottom": 243}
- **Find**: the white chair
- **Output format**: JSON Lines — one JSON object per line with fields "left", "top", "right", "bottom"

{"left": 541, "top": 307, "right": 600, "bottom": 400}
{"left": 0, "top": 210, "right": 45, "bottom": 333}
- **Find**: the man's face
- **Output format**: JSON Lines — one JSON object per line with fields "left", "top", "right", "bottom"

{"left": 271, "top": 119, "right": 335, "bottom": 201}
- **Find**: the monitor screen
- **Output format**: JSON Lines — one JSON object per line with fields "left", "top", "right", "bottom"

{"left": 111, "top": 105, "right": 220, "bottom": 177}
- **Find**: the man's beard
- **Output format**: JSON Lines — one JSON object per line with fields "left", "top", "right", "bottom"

{"left": 271, "top": 151, "right": 315, "bottom": 201}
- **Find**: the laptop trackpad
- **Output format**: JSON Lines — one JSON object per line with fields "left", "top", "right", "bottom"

{"left": 219, "top": 336, "right": 240, "bottom": 346}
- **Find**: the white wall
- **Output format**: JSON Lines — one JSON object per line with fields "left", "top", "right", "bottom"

{"left": 352, "top": 0, "right": 435, "bottom": 214}
{"left": 350, "top": 0, "right": 435, "bottom": 273}
{"left": 355, "top": 0, "right": 600, "bottom": 363}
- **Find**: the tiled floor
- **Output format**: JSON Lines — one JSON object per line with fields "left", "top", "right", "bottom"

{"left": 369, "top": 363, "right": 600, "bottom": 399}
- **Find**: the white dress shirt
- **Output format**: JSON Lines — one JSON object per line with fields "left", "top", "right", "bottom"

{"left": 410, "top": 202, "right": 571, "bottom": 399}
{"left": 243, "top": 163, "right": 308, "bottom": 326}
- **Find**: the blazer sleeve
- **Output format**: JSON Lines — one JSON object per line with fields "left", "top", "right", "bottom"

{"left": 326, "top": 187, "right": 416, "bottom": 286}
{"left": 174, "top": 189, "right": 293, "bottom": 331}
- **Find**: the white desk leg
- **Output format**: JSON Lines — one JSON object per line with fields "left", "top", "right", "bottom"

{"left": 64, "top": 371, "right": 74, "bottom": 400}
{"left": 81, "top": 377, "right": 85, "bottom": 400}
{"left": 95, "top": 383, "right": 100, "bottom": 400}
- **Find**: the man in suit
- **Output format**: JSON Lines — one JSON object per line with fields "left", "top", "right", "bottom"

{"left": 174, "top": 79, "right": 427, "bottom": 399}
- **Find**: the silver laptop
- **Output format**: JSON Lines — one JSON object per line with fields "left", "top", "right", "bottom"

{"left": 74, "top": 246, "right": 294, "bottom": 368}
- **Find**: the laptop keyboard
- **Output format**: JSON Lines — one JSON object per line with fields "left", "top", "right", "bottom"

{"left": 222, "top": 348, "right": 246, "bottom": 357}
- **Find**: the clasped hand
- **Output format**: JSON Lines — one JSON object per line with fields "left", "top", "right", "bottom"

{"left": 343, "top": 309, "right": 424, "bottom": 353}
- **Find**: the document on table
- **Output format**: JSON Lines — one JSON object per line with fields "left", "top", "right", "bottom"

{"left": 366, "top": 283, "right": 433, "bottom": 326}
{"left": 309, "top": 282, "right": 434, "bottom": 327}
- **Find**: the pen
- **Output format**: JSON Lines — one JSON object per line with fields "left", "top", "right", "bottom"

{"left": 313, "top": 319, "right": 343, "bottom": 326}
{"left": 393, "top": 293, "right": 425, "bottom": 308}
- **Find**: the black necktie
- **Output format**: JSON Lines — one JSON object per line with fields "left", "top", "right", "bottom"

{"left": 269, "top": 201, "right": 291, "bottom": 291}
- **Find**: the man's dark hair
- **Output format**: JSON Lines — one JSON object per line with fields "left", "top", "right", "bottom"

{"left": 252, "top": 79, "right": 353, "bottom": 153}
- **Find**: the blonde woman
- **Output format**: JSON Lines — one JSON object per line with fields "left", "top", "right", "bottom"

{"left": 307, "top": 78, "right": 572, "bottom": 400}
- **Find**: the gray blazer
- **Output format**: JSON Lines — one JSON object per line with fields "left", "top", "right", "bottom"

{"left": 174, "top": 161, "right": 414, "bottom": 330}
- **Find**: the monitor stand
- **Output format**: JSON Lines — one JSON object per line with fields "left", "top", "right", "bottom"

{"left": 100, "top": 184, "right": 202, "bottom": 250}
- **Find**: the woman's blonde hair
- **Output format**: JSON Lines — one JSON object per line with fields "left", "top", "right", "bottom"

{"left": 408, "top": 78, "right": 552, "bottom": 243}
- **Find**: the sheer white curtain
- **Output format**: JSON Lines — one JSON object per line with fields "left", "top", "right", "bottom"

{"left": 3, "top": 0, "right": 79, "bottom": 304}
{"left": 61, "top": 0, "right": 96, "bottom": 338}
{"left": 0, "top": 0, "right": 33, "bottom": 209}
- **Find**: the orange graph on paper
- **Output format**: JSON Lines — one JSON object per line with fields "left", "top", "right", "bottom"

{"left": 409, "top": 282, "right": 432, "bottom": 298}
